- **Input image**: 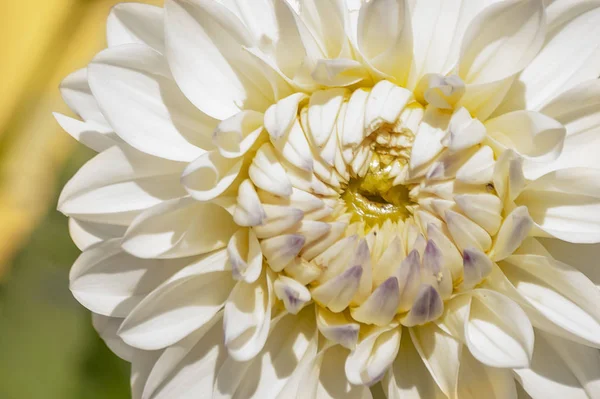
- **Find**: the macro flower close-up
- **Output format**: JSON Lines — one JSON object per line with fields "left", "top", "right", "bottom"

{"left": 55, "top": 0, "right": 600, "bottom": 397}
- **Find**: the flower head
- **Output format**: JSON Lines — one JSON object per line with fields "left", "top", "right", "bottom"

{"left": 58, "top": 0, "right": 600, "bottom": 398}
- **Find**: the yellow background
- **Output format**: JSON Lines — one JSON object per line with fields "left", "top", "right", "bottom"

{"left": 0, "top": 1, "right": 160, "bottom": 397}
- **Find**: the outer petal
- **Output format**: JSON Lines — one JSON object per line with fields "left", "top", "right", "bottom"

{"left": 122, "top": 197, "right": 237, "bottom": 259}
{"left": 214, "top": 308, "right": 317, "bottom": 399}
{"left": 484, "top": 110, "right": 566, "bottom": 166}
{"left": 69, "top": 239, "right": 189, "bottom": 317}
{"left": 357, "top": 0, "right": 413, "bottom": 85}
{"left": 515, "top": 168, "right": 600, "bottom": 243}
{"left": 181, "top": 151, "right": 243, "bottom": 201}
{"left": 538, "top": 237, "right": 600, "bottom": 288}
{"left": 92, "top": 314, "right": 135, "bottom": 362}
{"left": 526, "top": 80, "right": 600, "bottom": 179}
{"left": 68, "top": 218, "right": 126, "bottom": 251}
{"left": 385, "top": 329, "right": 446, "bottom": 399}
{"left": 410, "top": 322, "right": 462, "bottom": 398}
{"left": 223, "top": 270, "right": 273, "bottom": 361}
{"left": 59, "top": 68, "right": 109, "bottom": 127}
{"left": 106, "top": 3, "right": 165, "bottom": 53}
{"left": 465, "top": 290, "right": 534, "bottom": 369}
{"left": 118, "top": 249, "right": 233, "bottom": 350}
{"left": 496, "top": 4, "right": 600, "bottom": 113}
{"left": 88, "top": 44, "right": 217, "bottom": 161}
{"left": 408, "top": 0, "right": 502, "bottom": 89}
{"left": 58, "top": 145, "right": 186, "bottom": 225}
{"left": 456, "top": 349, "right": 517, "bottom": 399}
{"left": 458, "top": 0, "right": 546, "bottom": 85}
{"left": 501, "top": 253, "right": 600, "bottom": 348}
{"left": 164, "top": 0, "right": 273, "bottom": 120}
{"left": 143, "top": 312, "right": 225, "bottom": 399}
{"left": 514, "top": 331, "right": 600, "bottom": 399}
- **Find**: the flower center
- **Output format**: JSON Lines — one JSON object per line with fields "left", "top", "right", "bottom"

{"left": 342, "top": 157, "right": 414, "bottom": 227}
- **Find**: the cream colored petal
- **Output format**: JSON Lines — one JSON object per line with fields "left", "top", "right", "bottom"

{"left": 445, "top": 210, "right": 492, "bottom": 252}
{"left": 515, "top": 168, "right": 600, "bottom": 243}
{"left": 457, "top": 348, "right": 517, "bottom": 399}
{"left": 181, "top": 150, "right": 243, "bottom": 201}
{"left": 249, "top": 143, "right": 293, "bottom": 197}
{"left": 261, "top": 234, "right": 306, "bottom": 272}
{"left": 227, "top": 228, "right": 263, "bottom": 283}
{"left": 357, "top": 0, "right": 413, "bottom": 85}
{"left": 345, "top": 325, "right": 402, "bottom": 386}
{"left": 466, "top": 289, "right": 534, "bottom": 368}
{"left": 264, "top": 92, "right": 308, "bottom": 140}
{"left": 234, "top": 179, "right": 267, "bottom": 227}
{"left": 213, "top": 110, "right": 265, "bottom": 158}
{"left": 223, "top": 271, "right": 273, "bottom": 361}
{"left": 410, "top": 322, "right": 462, "bottom": 398}
{"left": 491, "top": 206, "right": 533, "bottom": 261}
{"left": 316, "top": 307, "right": 360, "bottom": 350}
{"left": 274, "top": 275, "right": 311, "bottom": 315}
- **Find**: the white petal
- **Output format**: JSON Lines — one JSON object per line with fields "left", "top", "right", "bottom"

{"left": 357, "top": 0, "right": 412, "bottom": 84}
{"left": 216, "top": 307, "right": 318, "bottom": 399}
{"left": 351, "top": 277, "right": 400, "bottom": 326}
{"left": 58, "top": 145, "right": 186, "bottom": 225}
{"left": 408, "top": 0, "right": 501, "bottom": 89}
{"left": 345, "top": 325, "right": 402, "bottom": 386}
{"left": 272, "top": 118, "right": 314, "bottom": 172}
{"left": 146, "top": 312, "right": 225, "bottom": 399}
{"left": 458, "top": 0, "right": 546, "bottom": 85}
{"left": 454, "top": 193, "right": 502, "bottom": 235}
{"left": 410, "top": 322, "right": 462, "bottom": 398}
{"left": 213, "top": 110, "right": 265, "bottom": 158}
{"left": 249, "top": 143, "right": 293, "bottom": 197}
{"left": 456, "top": 145, "right": 495, "bottom": 185}
{"left": 312, "top": 265, "right": 363, "bottom": 313}
{"left": 59, "top": 68, "right": 108, "bottom": 126}
{"left": 442, "top": 107, "right": 485, "bottom": 151}
{"left": 308, "top": 88, "right": 348, "bottom": 147}
{"left": 234, "top": 179, "right": 267, "bottom": 226}
{"left": 364, "top": 81, "right": 413, "bottom": 133}
{"left": 53, "top": 112, "right": 119, "bottom": 152}
{"left": 466, "top": 289, "right": 534, "bottom": 368}
{"left": 92, "top": 314, "right": 134, "bottom": 361}
{"left": 457, "top": 348, "right": 517, "bottom": 399}
{"left": 316, "top": 307, "right": 360, "bottom": 350}
{"left": 88, "top": 44, "right": 217, "bottom": 161}
{"left": 514, "top": 331, "right": 599, "bottom": 399}
{"left": 228, "top": 228, "right": 263, "bottom": 283}
{"left": 516, "top": 168, "right": 600, "bottom": 243}
{"left": 181, "top": 151, "right": 243, "bottom": 201}
{"left": 484, "top": 110, "right": 566, "bottom": 165}
{"left": 497, "top": 5, "right": 600, "bottom": 113}
{"left": 261, "top": 234, "right": 305, "bottom": 272}
{"left": 538, "top": 237, "right": 600, "bottom": 288}
{"left": 341, "top": 88, "right": 370, "bottom": 148}
{"left": 402, "top": 285, "right": 444, "bottom": 327}
{"left": 265, "top": 93, "right": 308, "bottom": 140}
{"left": 410, "top": 107, "right": 450, "bottom": 170}
{"left": 122, "top": 197, "right": 237, "bottom": 259}
{"left": 69, "top": 239, "right": 188, "bottom": 317}
{"left": 131, "top": 350, "right": 162, "bottom": 399}
{"left": 491, "top": 206, "right": 533, "bottom": 261}
{"left": 445, "top": 210, "right": 492, "bottom": 252}
{"left": 273, "top": 275, "right": 311, "bottom": 315}
{"left": 461, "top": 248, "right": 493, "bottom": 291}
{"left": 305, "top": 345, "right": 373, "bottom": 399}
{"left": 223, "top": 270, "right": 273, "bottom": 361}
{"left": 385, "top": 328, "right": 446, "bottom": 399}
{"left": 526, "top": 80, "right": 600, "bottom": 178}
{"left": 502, "top": 253, "right": 600, "bottom": 347}
{"left": 68, "top": 218, "right": 125, "bottom": 251}
{"left": 107, "top": 3, "right": 164, "bottom": 53}
{"left": 164, "top": 0, "right": 272, "bottom": 119}
{"left": 118, "top": 250, "right": 234, "bottom": 350}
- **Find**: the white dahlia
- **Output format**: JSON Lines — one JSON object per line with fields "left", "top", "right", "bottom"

{"left": 57, "top": 0, "right": 600, "bottom": 398}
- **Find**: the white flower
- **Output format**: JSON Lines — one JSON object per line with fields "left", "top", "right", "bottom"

{"left": 57, "top": 0, "right": 600, "bottom": 398}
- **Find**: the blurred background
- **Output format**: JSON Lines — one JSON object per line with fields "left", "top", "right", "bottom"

{"left": 0, "top": 1, "right": 160, "bottom": 397}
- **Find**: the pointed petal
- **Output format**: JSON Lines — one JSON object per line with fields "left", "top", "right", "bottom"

{"left": 122, "top": 197, "right": 237, "bottom": 259}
